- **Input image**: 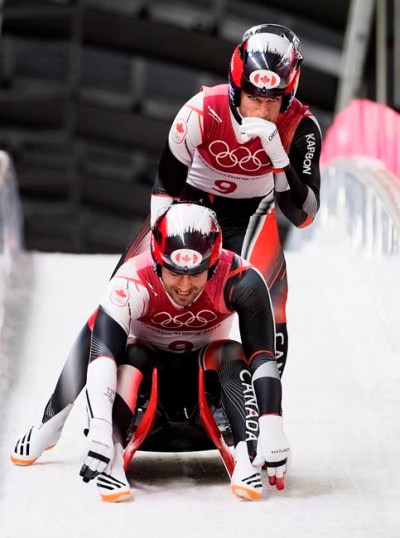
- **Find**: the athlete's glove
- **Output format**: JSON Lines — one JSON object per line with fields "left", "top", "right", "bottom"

{"left": 252, "top": 414, "right": 290, "bottom": 491}
{"left": 79, "top": 418, "right": 114, "bottom": 483}
{"left": 239, "top": 117, "right": 289, "bottom": 169}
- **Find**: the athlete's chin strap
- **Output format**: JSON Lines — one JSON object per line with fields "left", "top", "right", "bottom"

{"left": 229, "top": 99, "right": 243, "bottom": 125}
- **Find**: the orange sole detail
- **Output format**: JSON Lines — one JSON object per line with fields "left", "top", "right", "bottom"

{"left": 9, "top": 444, "right": 55, "bottom": 466}
{"left": 100, "top": 490, "right": 131, "bottom": 503}
{"left": 10, "top": 454, "right": 38, "bottom": 466}
{"left": 231, "top": 485, "right": 263, "bottom": 500}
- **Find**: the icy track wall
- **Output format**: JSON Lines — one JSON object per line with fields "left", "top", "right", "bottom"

{"left": 290, "top": 99, "right": 400, "bottom": 349}
{"left": 0, "top": 151, "right": 23, "bottom": 335}
{"left": 318, "top": 157, "right": 400, "bottom": 329}
{"left": 320, "top": 99, "right": 400, "bottom": 265}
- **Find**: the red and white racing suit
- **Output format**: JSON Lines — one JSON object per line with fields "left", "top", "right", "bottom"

{"left": 88, "top": 248, "right": 281, "bottom": 456}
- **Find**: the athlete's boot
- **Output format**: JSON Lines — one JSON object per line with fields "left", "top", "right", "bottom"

{"left": 231, "top": 440, "right": 263, "bottom": 500}
{"left": 96, "top": 443, "right": 131, "bottom": 502}
{"left": 10, "top": 404, "right": 73, "bottom": 466}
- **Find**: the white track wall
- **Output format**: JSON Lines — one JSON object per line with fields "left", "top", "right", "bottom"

{"left": 321, "top": 157, "right": 400, "bottom": 258}
{"left": 288, "top": 155, "right": 400, "bottom": 352}
{"left": 0, "top": 151, "right": 23, "bottom": 335}
{"left": 0, "top": 150, "right": 24, "bottom": 425}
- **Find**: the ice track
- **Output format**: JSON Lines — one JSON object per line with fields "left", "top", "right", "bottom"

{"left": 1, "top": 246, "right": 399, "bottom": 538}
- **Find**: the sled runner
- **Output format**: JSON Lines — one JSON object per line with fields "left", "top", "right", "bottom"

{"left": 122, "top": 367, "right": 234, "bottom": 477}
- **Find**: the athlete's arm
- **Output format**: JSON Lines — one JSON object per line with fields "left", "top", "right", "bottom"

{"left": 224, "top": 258, "right": 289, "bottom": 479}
{"left": 275, "top": 115, "right": 322, "bottom": 228}
{"left": 224, "top": 259, "right": 281, "bottom": 416}
{"left": 90, "top": 262, "right": 150, "bottom": 364}
{"left": 150, "top": 91, "right": 204, "bottom": 224}
{"left": 81, "top": 262, "right": 150, "bottom": 483}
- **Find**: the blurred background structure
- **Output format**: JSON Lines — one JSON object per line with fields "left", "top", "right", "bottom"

{"left": 0, "top": 0, "right": 398, "bottom": 252}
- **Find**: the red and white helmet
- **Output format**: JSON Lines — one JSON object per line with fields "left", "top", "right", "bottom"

{"left": 151, "top": 202, "right": 222, "bottom": 276}
{"left": 229, "top": 24, "right": 303, "bottom": 113}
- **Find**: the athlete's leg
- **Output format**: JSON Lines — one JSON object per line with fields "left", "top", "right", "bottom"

{"left": 241, "top": 208, "right": 289, "bottom": 376}
{"left": 201, "top": 340, "right": 262, "bottom": 500}
{"left": 10, "top": 322, "right": 93, "bottom": 465}
{"left": 269, "top": 272, "right": 288, "bottom": 376}
{"left": 110, "top": 216, "right": 151, "bottom": 277}
{"left": 41, "top": 322, "right": 92, "bottom": 421}
{"left": 11, "top": 222, "right": 152, "bottom": 466}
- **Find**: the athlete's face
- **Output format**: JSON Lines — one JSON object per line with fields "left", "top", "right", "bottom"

{"left": 239, "top": 92, "right": 283, "bottom": 122}
{"left": 161, "top": 267, "right": 208, "bottom": 307}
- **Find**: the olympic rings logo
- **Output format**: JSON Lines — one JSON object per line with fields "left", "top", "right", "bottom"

{"left": 151, "top": 310, "right": 218, "bottom": 328}
{"left": 208, "top": 140, "right": 269, "bottom": 171}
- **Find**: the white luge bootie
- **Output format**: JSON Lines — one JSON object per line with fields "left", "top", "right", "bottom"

{"left": 10, "top": 404, "right": 73, "bottom": 466}
{"left": 230, "top": 440, "right": 263, "bottom": 500}
{"left": 96, "top": 443, "right": 131, "bottom": 502}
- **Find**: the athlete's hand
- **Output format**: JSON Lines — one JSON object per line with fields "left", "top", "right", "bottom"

{"left": 239, "top": 117, "right": 289, "bottom": 169}
{"left": 80, "top": 418, "right": 114, "bottom": 483}
{"left": 252, "top": 414, "right": 290, "bottom": 491}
